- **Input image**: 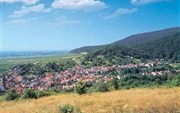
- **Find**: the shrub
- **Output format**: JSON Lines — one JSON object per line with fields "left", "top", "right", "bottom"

{"left": 86, "top": 86, "right": 99, "bottom": 93}
{"left": 5, "top": 90, "right": 19, "bottom": 101}
{"left": 98, "top": 82, "right": 109, "bottom": 92}
{"left": 59, "top": 104, "right": 74, "bottom": 113}
{"left": 111, "top": 77, "right": 119, "bottom": 90}
{"left": 22, "top": 89, "right": 37, "bottom": 99}
{"left": 94, "top": 79, "right": 109, "bottom": 92}
{"left": 36, "top": 91, "right": 50, "bottom": 98}
{"left": 170, "top": 74, "right": 180, "bottom": 86}
{"left": 75, "top": 81, "right": 86, "bottom": 95}
{"left": 59, "top": 104, "right": 82, "bottom": 113}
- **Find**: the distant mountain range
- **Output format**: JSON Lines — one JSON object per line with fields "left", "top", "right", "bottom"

{"left": 71, "top": 27, "right": 180, "bottom": 63}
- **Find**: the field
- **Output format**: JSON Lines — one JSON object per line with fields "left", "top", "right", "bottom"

{"left": 0, "top": 54, "right": 80, "bottom": 74}
{"left": 0, "top": 88, "right": 180, "bottom": 113}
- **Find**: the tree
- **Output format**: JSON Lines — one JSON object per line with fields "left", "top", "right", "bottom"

{"left": 22, "top": 89, "right": 37, "bottom": 99}
{"left": 75, "top": 81, "right": 87, "bottom": 95}
{"left": 96, "top": 80, "right": 109, "bottom": 92}
{"left": 5, "top": 90, "right": 19, "bottom": 101}
{"left": 111, "top": 77, "right": 119, "bottom": 90}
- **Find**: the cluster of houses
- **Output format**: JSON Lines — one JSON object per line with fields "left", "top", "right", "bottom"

{"left": 0, "top": 65, "right": 111, "bottom": 93}
{"left": 0, "top": 61, "right": 173, "bottom": 93}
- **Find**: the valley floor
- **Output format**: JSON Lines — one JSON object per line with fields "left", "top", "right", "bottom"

{"left": 0, "top": 88, "right": 180, "bottom": 113}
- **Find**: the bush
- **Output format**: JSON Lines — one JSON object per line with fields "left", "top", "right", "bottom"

{"left": 59, "top": 104, "right": 82, "bottom": 113}
{"left": 170, "top": 74, "right": 180, "bottom": 86}
{"left": 36, "top": 91, "right": 50, "bottom": 98}
{"left": 111, "top": 77, "right": 119, "bottom": 90}
{"left": 5, "top": 90, "right": 19, "bottom": 101}
{"left": 22, "top": 89, "right": 37, "bottom": 99}
{"left": 86, "top": 86, "right": 98, "bottom": 93}
{"left": 59, "top": 104, "right": 74, "bottom": 113}
{"left": 93, "top": 79, "right": 109, "bottom": 92}
{"left": 98, "top": 82, "right": 109, "bottom": 92}
{"left": 5, "top": 89, "right": 52, "bottom": 101}
{"left": 75, "top": 81, "right": 87, "bottom": 95}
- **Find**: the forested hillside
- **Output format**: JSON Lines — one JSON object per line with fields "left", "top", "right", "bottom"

{"left": 71, "top": 27, "right": 180, "bottom": 54}
{"left": 82, "top": 32, "right": 180, "bottom": 65}
{"left": 113, "top": 27, "right": 180, "bottom": 46}
{"left": 71, "top": 27, "right": 180, "bottom": 64}
{"left": 70, "top": 45, "right": 107, "bottom": 54}
{"left": 134, "top": 32, "right": 180, "bottom": 61}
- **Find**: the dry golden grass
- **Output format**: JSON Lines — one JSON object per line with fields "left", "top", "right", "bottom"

{"left": 0, "top": 88, "right": 180, "bottom": 113}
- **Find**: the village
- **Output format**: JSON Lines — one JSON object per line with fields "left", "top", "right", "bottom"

{"left": 0, "top": 61, "right": 175, "bottom": 93}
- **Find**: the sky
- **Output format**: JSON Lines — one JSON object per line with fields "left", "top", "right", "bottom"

{"left": 0, "top": 0, "right": 179, "bottom": 51}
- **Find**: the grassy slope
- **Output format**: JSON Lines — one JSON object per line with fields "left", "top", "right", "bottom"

{"left": 0, "top": 88, "right": 180, "bottom": 113}
{"left": 0, "top": 54, "right": 80, "bottom": 74}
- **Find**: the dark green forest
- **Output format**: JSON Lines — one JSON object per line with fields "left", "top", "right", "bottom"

{"left": 71, "top": 27, "right": 180, "bottom": 65}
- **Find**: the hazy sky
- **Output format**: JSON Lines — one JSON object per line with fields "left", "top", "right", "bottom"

{"left": 0, "top": 0, "right": 179, "bottom": 51}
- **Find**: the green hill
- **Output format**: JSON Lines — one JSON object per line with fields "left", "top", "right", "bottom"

{"left": 70, "top": 27, "right": 180, "bottom": 54}
{"left": 113, "top": 27, "right": 180, "bottom": 46}
{"left": 84, "top": 32, "right": 180, "bottom": 66}
{"left": 70, "top": 45, "right": 107, "bottom": 54}
{"left": 134, "top": 32, "right": 180, "bottom": 61}
{"left": 71, "top": 27, "right": 180, "bottom": 65}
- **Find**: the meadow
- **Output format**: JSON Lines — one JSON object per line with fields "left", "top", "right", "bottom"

{"left": 0, "top": 88, "right": 179, "bottom": 113}
{"left": 0, "top": 54, "right": 80, "bottom": 74}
